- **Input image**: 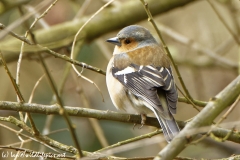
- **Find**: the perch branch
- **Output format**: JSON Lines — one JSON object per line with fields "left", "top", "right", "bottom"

{"left": 0, "top": 101, "right": 240, "bottom": 144}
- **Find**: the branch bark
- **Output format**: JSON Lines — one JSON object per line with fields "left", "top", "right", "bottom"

{"left": 155, "top": 75, "right": 240, "bottom": 160}
{"left": 0, "top": 100, "right": 240, "bottom": 144}
{"left": 0, "top": 101, "right": 159, "bottom": 127}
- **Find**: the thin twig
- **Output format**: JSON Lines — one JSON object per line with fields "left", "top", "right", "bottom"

{"left": 140, "top": 0, "right": 194, "bottom": 103}
{"left": 0, "top": 122, "right": 60, "bottom": 154}
{"left": 16, "top": 5, "right": 42, "bottom": 140}
{"left": 178, "top": 97, "right": 207, "bottom": 107}
{"left": 70, "top": 40, "right": 104, "bottom": 102}
{"left": 39, "top": 42, "right": 81, "bottom": 154}
{"left": 70, "top": 0, "right": 115, "bottom": 102}
{"left": 209, "top": 126, "right": 235, "bottom": 142}
{"left": 37, "top": 44, "right": 106, "bottom": 75}
{"left": 18, "top": 1, "right": 83, "bottom": 157}
{"left": 0, "top": 50, "right": 33, "bottom": 150}
{"left": 0, "top": 52, "right": 25, "bottom": 102}
{"left": 153, "top": 22, "right": 237, "bottom": 68}
{"left": 0, "top": 128, "right": 68, "bottom": 150}
{"left": 74, "top": 0, "right": 92, "bottom": 20}
{"left": 39, "top": 47, "right": 75, "bottom": 153}
{"left": 0, "top": 117, "right": 78, "bottom": 154}
{"left": 23, "top": 5, "right": 50, "bottom": 29}
{"left": 73, "top": 74, "right": 109, "bottom": 147}
{"left": 177, "top": 85, "right": 200, "bottom": 112}
{"left": 0, "top": 139, "right": 32, "bottom": 150}
{"left": 37, "top": 53, "right": 83, "bottom": 157}
{"left": 28, "top": 74, "right": 45, "bottom": 103}
{"left": 156, "top": 75, "right": 240, "bottom": 159}
{"left": 0, "top": 1, "right": 51, "bottom": 40}
{"left": 226, "top": 1, "right": 240, "bottom": 37}
{"left": 17, "top": 2, "right": 53, "bottom": 138}
{"left": 216, "top": 95, "right": 240, "bottom": 125}
{"left": 0, "top": 23, "right": 33, "bottom": 45}
{"left": 97, "top": 129, "right": 162, "bottom": 152}
{"left": 207, "top": 0, "right": 240, "bottom": 45}
{"left": 17, "top": 0, "right": 59, "bottom": 90}
{"left": 17, "top": 0, "right": 59, "bottom": 89}
{"left": 191, "top": 94, "right": 240, "bottom": 144}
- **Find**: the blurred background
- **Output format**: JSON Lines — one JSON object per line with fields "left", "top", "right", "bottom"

{"left": 0, "top": 0, "right": 239, "bottom": 159}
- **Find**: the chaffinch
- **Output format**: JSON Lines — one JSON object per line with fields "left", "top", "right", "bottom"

{"left": 106, "top": 25, "right": 180, "bottom": 142}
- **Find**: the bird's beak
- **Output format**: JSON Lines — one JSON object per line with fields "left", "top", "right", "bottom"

{"left": 106, "top": 37, "right": 121, "bottom": 46}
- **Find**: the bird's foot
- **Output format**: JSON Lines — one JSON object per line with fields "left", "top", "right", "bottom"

{"left": 132, "top": 114, "right": 146, "bottom": 129}
{"left": 139, "top": 114, "right": 146, "bottom": 129}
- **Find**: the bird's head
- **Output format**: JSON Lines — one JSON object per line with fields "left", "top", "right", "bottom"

{"left": 106, "top": 25, "right": 157, "bottom": 53}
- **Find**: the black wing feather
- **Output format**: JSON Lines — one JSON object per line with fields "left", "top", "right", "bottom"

{"left": 112, "top": 64, "right": 178, "bottom": 114}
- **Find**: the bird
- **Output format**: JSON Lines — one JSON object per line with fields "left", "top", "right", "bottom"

{"left": 106, "top": 25, "right": 180, "bottom": 142}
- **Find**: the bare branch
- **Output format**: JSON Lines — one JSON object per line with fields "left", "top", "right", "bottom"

{"left": 155, "top": 75, "right": 240, "bottom": 160}
{"left": 0, "top": 0, "right": 195, "bottom": 57}
{"left": 0, "top": 101, "right": 240, "bottom": 145}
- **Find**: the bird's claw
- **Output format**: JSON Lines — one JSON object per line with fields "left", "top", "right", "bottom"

{"left": 139, "top": 114, "right": 146, "bottom": 129}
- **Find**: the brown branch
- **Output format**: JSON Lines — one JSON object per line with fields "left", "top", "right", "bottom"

{"left": 140, "top": 0, "right": 195, "bottom": 111}
{"left": 0, "top": 52, "right": 25, "bottom": 102}
{"left": 207, "top": 0, "right": 240, "bottom": 45}
{"left": 0, "top": 116, "right": 78, "bottom": 155}
{"left": 0, "top": 23, "right": 33, "bottom": 45}
{"left": 178, "top": 97, "right": 207, "bottom": 107}
{"left": 0, "top": 101, "right": 240, "bottom": 144}
{"left": 0, "top": 0, "right": 195, "bottom": 59}
{"left": 156, "top": 75, "right": 240, "bottom": 160}
{"left": 37, "top": 44, "right": 106, "bottom": 75}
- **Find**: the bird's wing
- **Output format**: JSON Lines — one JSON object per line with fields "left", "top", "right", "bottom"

{"left": 112, "top": 63, "right": 178, "bottom": 116}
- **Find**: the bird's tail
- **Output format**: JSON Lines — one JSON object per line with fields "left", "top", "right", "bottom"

{"left": 153, "top": 109, "right": 180, "bottom": 143}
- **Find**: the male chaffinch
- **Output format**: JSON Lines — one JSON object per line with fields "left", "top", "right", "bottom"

{"left": 106, "top": 25, "right": 180, "bottom": 142}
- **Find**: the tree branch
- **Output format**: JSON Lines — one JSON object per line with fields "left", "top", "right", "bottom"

{"left": 155, "top": 75, "right": 240, "bottom": 160}
{"left": 0, "top": 101, "right": 159, "bottom": 127}
{"left": 0, "top": 0, "right": 195, "bottom": 62}
{"left": 0, "top": 116, "right": 78, "bottom": 155}
{"left": 0, "top": 100, "right": 240, "bottom": 144}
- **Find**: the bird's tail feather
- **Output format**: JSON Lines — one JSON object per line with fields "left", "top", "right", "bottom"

{"left": 159, "top": 116, "right": 180, "bottom": 142}
{"left": 153, "top": 109, "right": 180, "bottom": 142}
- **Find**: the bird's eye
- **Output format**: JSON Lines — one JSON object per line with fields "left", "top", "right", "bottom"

{"left": 124, "top": 39, "right": 131, "bottom": 44}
